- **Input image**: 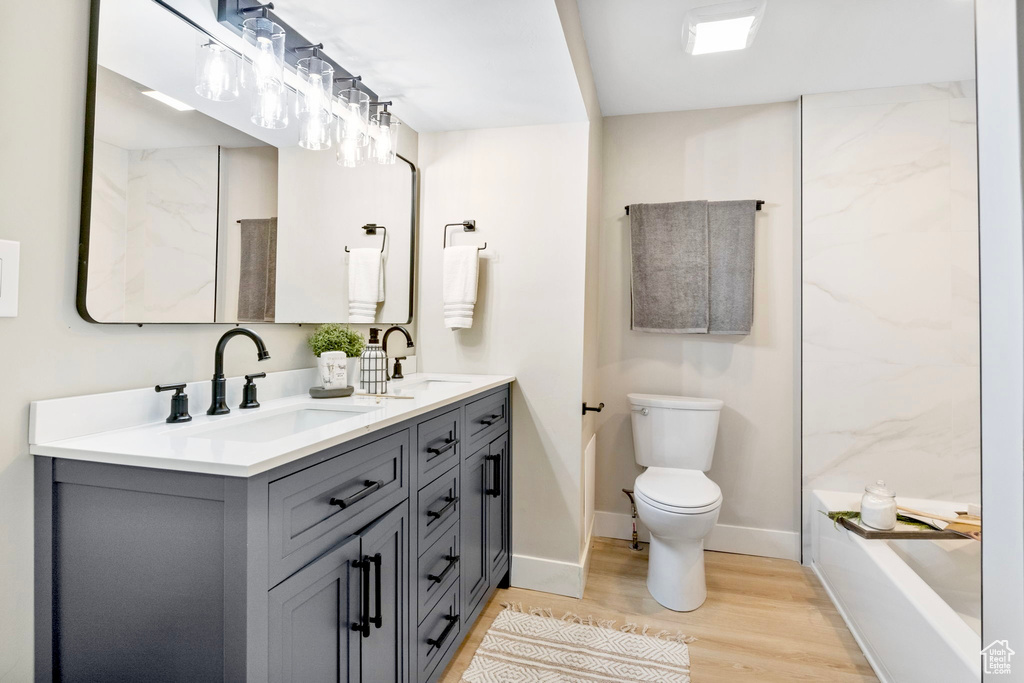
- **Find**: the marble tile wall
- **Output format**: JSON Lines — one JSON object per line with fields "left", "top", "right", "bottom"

{"left": 122, "top": 146, "right": 219, "bottom": 322}
{"left": 802, "top": 82, "right": 980, "bottom": 511}
{"left": 86, "top": 140, "right": 130, "bottom": 321}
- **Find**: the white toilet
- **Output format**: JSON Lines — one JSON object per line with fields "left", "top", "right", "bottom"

{"left": 628, "top": 393, "right": 724, "bottom": 612}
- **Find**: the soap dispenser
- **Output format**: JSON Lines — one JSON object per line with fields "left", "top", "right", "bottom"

{"left": 360, "top": 328, "right": 389, "bottom": 394}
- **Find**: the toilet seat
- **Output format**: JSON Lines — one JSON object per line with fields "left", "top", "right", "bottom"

{"left": 634, "top": 468, "right": 722, "bottom": 514}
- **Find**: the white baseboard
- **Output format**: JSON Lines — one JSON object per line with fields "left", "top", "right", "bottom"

{"left": 592, "top": 510, "right": 800, "bottom": 562}
{"left": 511, "top": 553, "right": 585, "bottom": 598}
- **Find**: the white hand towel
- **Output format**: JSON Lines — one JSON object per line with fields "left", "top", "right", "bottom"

{"left": 348, "top": 248, "right": 384, "bottom": 323}
{"left": 443, "top": 246, "right": 479, "bottom": 330}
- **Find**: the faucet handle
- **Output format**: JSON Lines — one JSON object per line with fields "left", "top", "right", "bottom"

{"left": 155, "top": 384, "right": 192, "bottom": 424}
{"left": 240, "top": 373, "right": 266, "bottom": 410}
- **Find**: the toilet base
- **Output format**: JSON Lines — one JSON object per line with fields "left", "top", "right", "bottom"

{"left": 646, "top": 536, "right": 707, "bottom": 612}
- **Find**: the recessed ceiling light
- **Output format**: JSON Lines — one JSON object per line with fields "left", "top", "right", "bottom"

{"left": 141, "top": 90, "right": 195, "bottom": 111}
{"left": 683, "top": 0, "right": 766, "bottom": 55}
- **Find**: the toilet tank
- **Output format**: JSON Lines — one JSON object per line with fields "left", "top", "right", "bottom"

{"left": 628, "top": 394, "right": 724, "bottom": 471}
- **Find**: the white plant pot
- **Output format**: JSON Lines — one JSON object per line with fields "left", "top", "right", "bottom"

{"left": 317, "top": 352, "right": 348, "bottom": 389}
{"left": 347, "top": 357, "right": 359, "bottom": 388}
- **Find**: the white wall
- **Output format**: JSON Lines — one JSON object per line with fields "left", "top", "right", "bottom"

{"left": 594, "top": 103, "right": 801, "bottom": 560}
{"left": 976, "top": 0, "right": 1024, "bottom": 663}
{"left": 801, "top": 83, "right": 980, "bottom": 525}
{"left": 217, "top": 146, "right": 279, "bottom": 322}
{"left": 416, "top": 122, "right": 591, "bottom": 596}
{"left": 0, "top": 2, "right": 316, "bottom": 678}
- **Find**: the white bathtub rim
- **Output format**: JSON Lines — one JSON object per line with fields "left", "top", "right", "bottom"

{"left": 812, "top": 489, "right": 980, "bottom": 679}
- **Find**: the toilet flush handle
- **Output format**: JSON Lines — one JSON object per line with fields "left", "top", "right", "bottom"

{"left": 631, "top": 407, "right": 649, "bottom": 416}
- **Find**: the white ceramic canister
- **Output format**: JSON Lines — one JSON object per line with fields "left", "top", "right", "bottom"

{"left": 317, "top": 351, "right": 348, "bottom": 389}
{"left": 860, "top": 480, "right": 897, "bottom": 530}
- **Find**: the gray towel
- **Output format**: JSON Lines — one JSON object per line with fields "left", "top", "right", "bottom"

{"left": 237, "top": 217, "right": 278, "bottom": 322}
{"left": 629, "top": 201, "right": 709, "bottom": 333}
{"left": 708, "top": 200, "right": 756, "bottom": 334}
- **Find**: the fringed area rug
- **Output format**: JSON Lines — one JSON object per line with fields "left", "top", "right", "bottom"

{"left": 460, "top": 604, "right": 692, "bottom": 682}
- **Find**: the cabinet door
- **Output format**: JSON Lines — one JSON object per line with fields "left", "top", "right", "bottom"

{"left": 485, "top": 434, "right": 510, "bottom": 578}
{"left": 268, "top": 535, "right": 361, "bottom": 683}
{"left": 359, "top": 503, "right": 410, "bottom": 683}
{"left": 460, "top": 444, "right": 489, "bottom": 620}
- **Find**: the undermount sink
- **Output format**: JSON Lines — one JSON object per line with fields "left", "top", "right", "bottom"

{"left": 177, "top": 404, "right": 381, "bottom": 443}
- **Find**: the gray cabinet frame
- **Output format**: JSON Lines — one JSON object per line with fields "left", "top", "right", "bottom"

{"left": 35, "top": 383, "right": 511, "bottom": 682}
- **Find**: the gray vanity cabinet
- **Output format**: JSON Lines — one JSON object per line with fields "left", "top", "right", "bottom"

{"left": 35, "top": 383, "right": 512, "bottom": 682}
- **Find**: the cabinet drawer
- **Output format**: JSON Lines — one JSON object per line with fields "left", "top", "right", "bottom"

{"left": 417, "top": 408, "right": 460, "bottom": 486}
{"left": 465, "top": 389, "right": 509, "bottom": 450}
{"left": 417, "top": 524, "right": 460, "bottom": 624}
{"left": 417, "top": 580, "right": 461, "bottom": 681}
{"left": 268, "top": 430, "right": 409, "bottom": 586}
{"left": 417, "top": 466, "right": 460, "bottom": 553}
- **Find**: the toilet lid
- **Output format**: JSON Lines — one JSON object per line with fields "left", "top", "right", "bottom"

{"left": 634, "top": 468, "right": 722, "bottom": 511}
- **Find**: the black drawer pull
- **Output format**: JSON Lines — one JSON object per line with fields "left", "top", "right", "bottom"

{"left": 426, "top": 614, "right": 460, "bottom": 649}
{"left": 330, "top": 480, "right": 382, "bottom": 510}
{"left": 426, "top": 437, "right": 459, "bottom": 457}
{"left": 427, "top": 554, "right": 460, "bottom": 584}
{"left": 370, "top": 553, "right": 383, "bottom": 630}
{"left": 485, "top": 453, "right": 501, "bottom": 497}
{"left": 351, "top": 557, "right": 371, "bottom": 638}
{"left": 478, "top": 413, "right": 502, "bottom": 427}
{"left": 426, "top": 495, "right": 459, "bottom": 520}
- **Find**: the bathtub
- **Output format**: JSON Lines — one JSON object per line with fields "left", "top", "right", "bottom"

{"left": 810, "top": 490, "right": 980, "bottom": 683}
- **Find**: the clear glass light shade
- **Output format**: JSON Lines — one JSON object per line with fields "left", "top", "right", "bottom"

{"left": 335, "top": 87, "right": 370, "bottom": 149}
{"left": 242, "top": 17, "right": 288, "bottom": 129}
{"left": 336, "top": 135, "right": 366, "bottom": 168}
{"left": 195, "top": 38, "right": 239, "bottom": 102}
{"left": 372, "top": 114, "right": 400, "bottom": 165}
{"left": 296, "top": 57, "right": 334, "bottom": 150}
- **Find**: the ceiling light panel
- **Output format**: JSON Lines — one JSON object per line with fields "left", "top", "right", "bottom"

{"left": 684, "top": 0, "right": 766, "bottom": 55}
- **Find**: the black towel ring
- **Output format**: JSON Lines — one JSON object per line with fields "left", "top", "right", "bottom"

{"left": 344, "top": 224, "right": 387, "bottom": 253}
{"left": 443, "top": 220, "right": 487, "bottom": 251}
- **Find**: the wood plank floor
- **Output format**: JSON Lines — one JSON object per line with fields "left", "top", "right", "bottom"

{"left": 440, "top": 538, "right": 878, "bottom": 682}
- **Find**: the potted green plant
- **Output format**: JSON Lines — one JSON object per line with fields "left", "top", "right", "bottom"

{"left": 308, "top": 324, "right": 365, "bottom": 389}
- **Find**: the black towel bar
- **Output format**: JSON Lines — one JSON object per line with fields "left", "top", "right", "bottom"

{"left": 625, "top": 200, "right": 764, "bottom": 216}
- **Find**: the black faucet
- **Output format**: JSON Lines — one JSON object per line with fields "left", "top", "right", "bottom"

{"left": 381, "top": 326, "right": 415, "bottom": 380}
{"left": 208, "top": 328, "right": 271, "bottom": 415}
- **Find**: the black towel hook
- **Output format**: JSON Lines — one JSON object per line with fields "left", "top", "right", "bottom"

{"left": 443, "top": 220, "right": 487, "bottom": 251}
{"left": 345, "top": 224, "right": 387, "bottom": 253}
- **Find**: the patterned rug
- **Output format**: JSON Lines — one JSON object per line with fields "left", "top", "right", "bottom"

{"left": 460, "top": 604, "right": 692, "bottom": 682}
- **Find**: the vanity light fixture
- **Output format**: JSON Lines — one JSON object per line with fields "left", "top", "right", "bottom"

{"left": 371, "top": 102, "right": 400, "bottom": 165}
{"left": 241, "top": 4, "right": 289, "bottom": 129}
{"left": 194, "top": 36, "right": 239, "bottom": 102}
{"left": 141, "top": 90, "right": 195, "bottom": 111}
{"left": 336, "top": 77, "right": 370, "bottom": 167}
{"left": 295, "top": 44, "right": 334, "bottom": 150}
{"left": 683, "top": 0, "right": 766, "bottom": 55}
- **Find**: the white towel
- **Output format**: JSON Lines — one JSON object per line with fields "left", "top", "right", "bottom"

{"left": 443, "top": 246, "right": 479, "bottom": 330}
{"left": 348, "top": 248, "right": 384, "bottom": 323}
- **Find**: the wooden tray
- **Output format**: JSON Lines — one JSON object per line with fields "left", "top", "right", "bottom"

{"left": 838, "top": 516, "right": 964, "bottom": 540}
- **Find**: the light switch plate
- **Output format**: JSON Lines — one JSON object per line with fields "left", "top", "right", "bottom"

{"left": 0, "top": 240, "right": 20, "bottom": 317}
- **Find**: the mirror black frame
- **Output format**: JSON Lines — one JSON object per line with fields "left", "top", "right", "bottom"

{"left": 76, "top": 0, "right": 417, "bottom": 326}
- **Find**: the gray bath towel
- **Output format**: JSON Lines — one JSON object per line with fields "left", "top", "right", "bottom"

{"left": 237, "top": 217, "right": 278, "bottom": 322}
{"left": 629, "top": 201, "right": 709, "bottom": 333}
{"left": 708, "top": 200, "right": 756, "bottom": 334}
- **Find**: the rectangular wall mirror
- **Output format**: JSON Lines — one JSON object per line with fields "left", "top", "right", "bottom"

{"left": 78, "top": 0, "right": 416, "bottom": 324}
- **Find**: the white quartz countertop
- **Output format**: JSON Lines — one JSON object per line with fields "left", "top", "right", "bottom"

{"left": 30, "top": 372, "right": 514, "bottom": 477}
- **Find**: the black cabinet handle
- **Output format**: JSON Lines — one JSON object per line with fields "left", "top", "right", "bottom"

{"left": 427, "top": 494, "right": 459, "bottom": 520}
{"left": 330, "top": 480, "right": 382, "bottom": 510}
{"left": 479, "top": 413, "right": 502, "bottom": 427}
{"left": 427, "top": 554, "right": 460, "bottom": 584}
{"left": 485, "top": 453, "right": 501, "bottom": 497}
{"left": 370, "top": 553, "right": 383, "bottom": 630}
{"left": 351, "top": 557, "right": 371, "bottom": 638}
{"left": 426, "top": 437, "right": 459, "bottom": 457}
{"left": 426, "top": 614, "right": 460, "bottom": 649}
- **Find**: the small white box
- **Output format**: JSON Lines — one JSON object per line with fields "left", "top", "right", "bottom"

{"left": 0, "top": 239, "right": 20, "bottom": 317}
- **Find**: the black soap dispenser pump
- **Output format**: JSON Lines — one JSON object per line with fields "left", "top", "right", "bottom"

{"left": 360, "top": 328, "right": 388, "bottom": 395}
